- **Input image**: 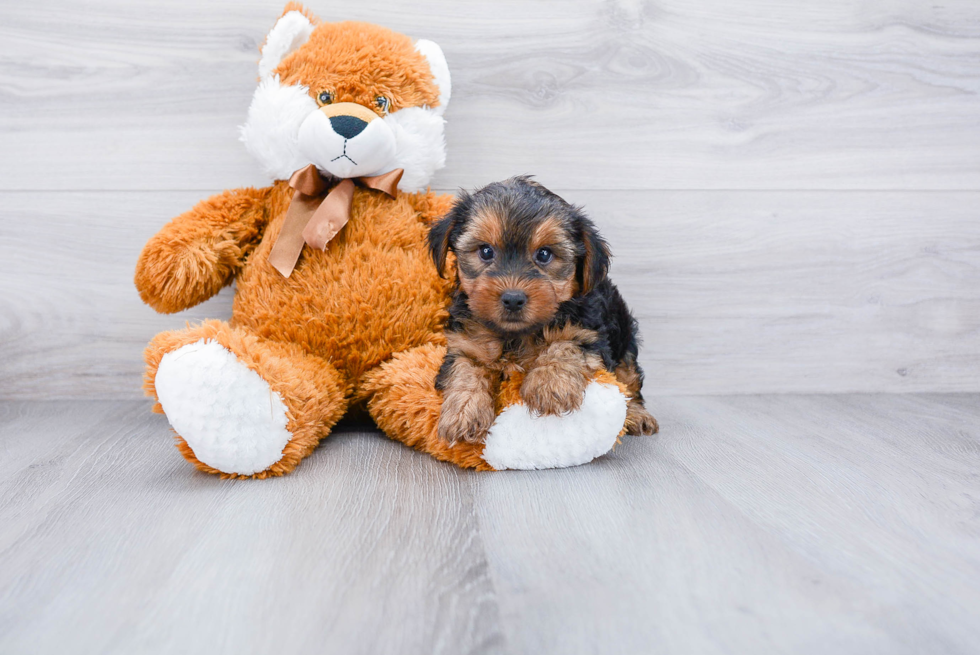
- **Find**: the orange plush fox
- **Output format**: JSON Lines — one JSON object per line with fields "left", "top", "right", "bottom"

{"left": 136, "top": 4, "right": 631, "bottom": 478}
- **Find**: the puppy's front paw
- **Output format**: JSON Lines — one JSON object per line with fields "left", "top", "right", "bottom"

{"left": 625, "top": 402, "right": 659, "bottom": 436}
{"left": 438, "top": 390, "right": 495, "bottom": 445}
{"left": 521, "top": 366, "right": 588, "bottom": 416}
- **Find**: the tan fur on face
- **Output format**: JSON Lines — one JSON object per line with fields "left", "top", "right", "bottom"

{"left": 530, "top": 217, "right": 573, "bottom": 257}
{"left": 456, "top": 208, "right": 505, "bottom": 256}
{"left": 552, "top": 278, "right": 577, "bottom": 303}
{"left": 532, "top": 217, "right": 578, "bottom": 301}
{"left": 464, "top": 275, "right": 559, "bottom": 332}
{"left": 456, "top": 212, "right": 578, "bottom": 327}
{"left": 437, "top": 356, "right": 497, "bottom": 445}
{"left": 521, "top": 280, "right": 562, "bottom": 326}
{"left": 461, "top": 275, "right": 503, "bottom": 321}
{"left": 456, "top": 209, "right": 503, "bottom": 297}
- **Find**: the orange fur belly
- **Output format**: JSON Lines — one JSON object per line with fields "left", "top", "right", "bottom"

{"left": 231, "top": 210, "right": 451, "bottom": 385}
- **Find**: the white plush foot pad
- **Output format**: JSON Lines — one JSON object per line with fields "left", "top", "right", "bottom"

{"left": 155, "top": 339, "right": 292, "bottom": 476}
{"left": 481, "top": 381, "right": 628, "bottom": 470}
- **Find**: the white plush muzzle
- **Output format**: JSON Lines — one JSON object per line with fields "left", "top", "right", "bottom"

{"left": 239, "top": 11, "right": 452, "bottom": 192}
{"left": 241, "top": 78, "right": 448, "bottom": 192}
{"left": 481, "top": 381, "right": 629, "bottom": 470}
{"left": 297, "top": 110, "right": 397, "bottom": 179}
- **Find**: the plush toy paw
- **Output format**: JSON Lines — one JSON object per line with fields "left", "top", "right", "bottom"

{"left": 519, "top": 364, "right": 589, "bottom": 417}
{"left": 481, "top": 379, "right": 629, "bottom": 470}
{"left": 364, "top": 345, "right": 634, "bottom": 472}
{"left": 437, "top": 389, "right": 496, "bottom": 445}
{"left": 154, "top": 339, "right": 292, "bottom": 476}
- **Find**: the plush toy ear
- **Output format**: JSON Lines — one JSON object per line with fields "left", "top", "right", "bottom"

{"left": 414, "top": 39, "right": 451, "bottom": 115}
{"left": 577, "top": 217, "right": 611, "bottom": 295}
{"left": 258, "top": 8, "right": 316, "bottom": 80}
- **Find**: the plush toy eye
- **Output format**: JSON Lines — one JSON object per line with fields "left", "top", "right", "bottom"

{"left": 317, "top": 91, "right": 333, "bottom": 106}
{"left": 534, "top": 247, "right": 554, "bottom": 265}
{"left": 478, "top": 245, "right": 495, "bottom": 262}
{"left": 375, "top": 96, "right": 391, "bottom": 113}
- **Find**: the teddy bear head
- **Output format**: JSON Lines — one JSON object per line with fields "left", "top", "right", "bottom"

{"left": 240, "top": 3, "right": 451, "bottom": 192}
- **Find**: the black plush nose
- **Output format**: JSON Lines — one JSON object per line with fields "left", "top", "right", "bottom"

{"left": 329, "top": 115, "right": 368, "bottom": 139}
{"left": 500, "top": 290, "right": 527, "bottom": 312}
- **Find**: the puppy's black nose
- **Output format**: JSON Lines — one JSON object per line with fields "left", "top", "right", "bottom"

{"left": 500, "top": 290, "right": 527, "bottom": 312}
{"left": 330, "top": 115, "right": 368, "bottom": 139}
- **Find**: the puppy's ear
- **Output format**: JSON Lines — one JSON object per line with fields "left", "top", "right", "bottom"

{"left": 577, "top": 216, "right": 611, "bottom": 294}
{"left": 428, "top": 193, "right": 470, "bottom": 277}
{"left": 428, "top": 214, "right": 454, "bottom": 277}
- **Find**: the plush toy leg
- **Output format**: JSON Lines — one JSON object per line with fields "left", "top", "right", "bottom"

{"left": 482, "top": 369, "right": 629, "bottom": 470}
{"left": 361, "top": 344, "right": 630, "bottom": 471}
{"left": 144, "top": 319, "right": 348, "bottom": 479}
{"left": 360, "top": 343, "right": 492, "bottom": 470}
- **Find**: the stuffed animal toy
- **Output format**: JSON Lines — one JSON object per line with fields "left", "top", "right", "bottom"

{"left": 135, "top": 3, "right": 634, "bottom": 478}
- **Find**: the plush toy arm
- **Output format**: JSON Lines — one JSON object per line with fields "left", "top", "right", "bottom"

{"left": 135, "top": 187, "right": 273, "bottom": 314}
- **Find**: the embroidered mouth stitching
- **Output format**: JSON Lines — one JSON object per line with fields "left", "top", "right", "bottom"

{"left": 331, "top": 139, "right": 357, "bottom": 165}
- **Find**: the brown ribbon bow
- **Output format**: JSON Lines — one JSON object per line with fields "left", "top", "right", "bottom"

{"left": 268, "top": 164, "right": 404, "bottom": 277}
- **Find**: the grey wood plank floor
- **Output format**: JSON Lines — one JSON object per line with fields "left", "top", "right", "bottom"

{"left": 1, "top": 395, "right": 978, "bottom": 654}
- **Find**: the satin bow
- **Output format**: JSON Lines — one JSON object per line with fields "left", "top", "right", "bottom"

{"left": 268, "top": 164, "right": 404, "bottom": 277}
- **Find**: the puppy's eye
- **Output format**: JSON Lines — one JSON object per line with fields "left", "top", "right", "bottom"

{"left": 534, "top": 247, "right": 554, "bottom": 265}
{"left": 317, "top": 91, "right": 334, "bottom": 106}
{"left": 478, "top": 245, "right": 495, "bottom": 262}
{"left": 375, "top": 96, "right": 390, "bottom": 113}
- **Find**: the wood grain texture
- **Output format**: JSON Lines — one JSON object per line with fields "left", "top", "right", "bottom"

{"left": 0, "top": 403, "right": 503, "bottom": 655}
{"left": 1, "top": 0, "right": 979, "bottom": 191}
{"left": 1, "top": 190, "right": 977, "bottom": 399}
{"left": 1, "top": 394, "right": 979, "bottom": 654}
{"left": 580, "top": 189, "right": 980, "bottom": 394}
{"left": 472, "top": 392, "right": 980, "bottom": 654}
{"left": 0, "top": 0, "right": 978, "bottom": 396}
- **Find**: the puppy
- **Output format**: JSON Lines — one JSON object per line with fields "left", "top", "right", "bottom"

{"left": 428, "top": 176, "right": 658, "bottom": 445}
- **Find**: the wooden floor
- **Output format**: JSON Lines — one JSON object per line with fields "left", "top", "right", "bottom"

{"left": 1, "top": 394, "right": 978, "bottom": 654}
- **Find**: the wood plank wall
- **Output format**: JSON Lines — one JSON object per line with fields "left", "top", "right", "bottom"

{"left": 1, "top": 0, "right": 978, "bottom": 399}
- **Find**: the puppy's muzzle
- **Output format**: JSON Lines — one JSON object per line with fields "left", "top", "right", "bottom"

{"left": 500, "top": 290, "right": 527, "bottom": 313}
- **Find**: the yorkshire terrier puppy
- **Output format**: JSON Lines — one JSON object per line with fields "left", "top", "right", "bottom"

{"left": 428, "top": 176, "right": 658, "bottom": 445}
